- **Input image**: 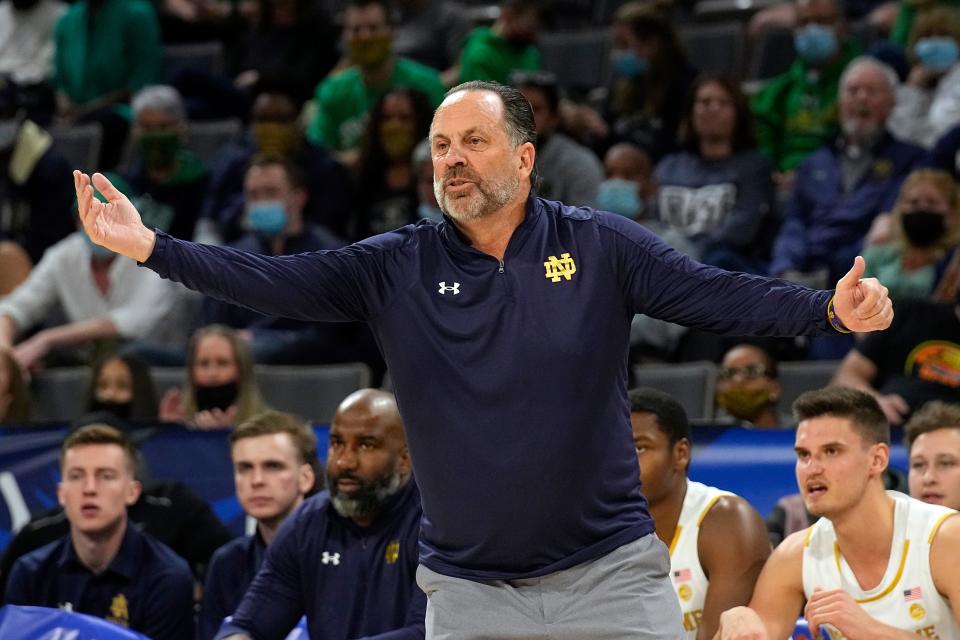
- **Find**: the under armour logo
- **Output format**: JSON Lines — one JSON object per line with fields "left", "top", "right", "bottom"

{"left": 543, "top": 253, "right": 577, "bottom": 282}
{"left": 321, "top": 551, "right": 341, "bottom": 565}
{"left": 438, "top": 281, "right": 460, "bottom": 295}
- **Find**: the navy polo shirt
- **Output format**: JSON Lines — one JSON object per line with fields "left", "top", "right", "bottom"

{"left": 145, "top": 196, "right": 839, "bottom": 581}
{"left": 215, "top": 479, "right": 425, "bottom": 640}
{"left": 4, "top": 523, "right": 194, "bottom": 640}
{"left": 199, "top": 532, "right": 266, "bottom": 640}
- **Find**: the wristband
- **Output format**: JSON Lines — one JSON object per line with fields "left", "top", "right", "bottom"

{"left": 827, "top": 295, "right": 851, "bottom": 333}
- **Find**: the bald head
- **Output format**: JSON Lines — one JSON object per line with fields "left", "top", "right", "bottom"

{"left": 328, "top": 389, "right": 411, "bottom": 525}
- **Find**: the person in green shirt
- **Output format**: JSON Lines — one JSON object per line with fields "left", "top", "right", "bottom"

{"left": 305, "top": 0, "right": 445, "bottom": 165}
{"left": 53, "top": 0, "right": 162, "bottom": 169}
{"left": 751, "top": 0, "right": 861, "bottom": 179}
{"left": 456, "top": 0, "right": 543, "bottom": 85}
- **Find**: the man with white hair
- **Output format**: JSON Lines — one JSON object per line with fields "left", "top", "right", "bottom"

{"left": 120, "top": 84, "right": 209, "bottom": 240}
{"left": 769, "top": 56, "right": 924, "bottom": 288}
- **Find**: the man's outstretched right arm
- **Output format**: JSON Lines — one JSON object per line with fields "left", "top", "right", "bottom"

{"left": 75, "top": 171, "right": 381, "bottom": 323}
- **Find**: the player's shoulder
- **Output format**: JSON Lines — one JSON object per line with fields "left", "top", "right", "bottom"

{"left": 700, "top": 493, "right": 757, "bottom": 529}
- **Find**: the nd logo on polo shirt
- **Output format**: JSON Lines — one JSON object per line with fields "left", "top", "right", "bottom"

{"left": 543, "top": 253, "right": 576, "bottom": 283}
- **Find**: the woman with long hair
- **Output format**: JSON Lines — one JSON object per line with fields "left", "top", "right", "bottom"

{"left": 86, "top": 354, "right": 158, "bottom": 421}
{"left": 863, "top": 169, "right": 960, "bottom": 301}
{"left": 654, "top": 73, "right": 777, "bottom": 274}
{"left": 159, "top": 325, "right": 267, "bottom": 429}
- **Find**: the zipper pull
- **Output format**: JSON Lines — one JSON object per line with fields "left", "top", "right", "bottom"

{"left": 498, "top": 259, "right": 505, "bottom": 274}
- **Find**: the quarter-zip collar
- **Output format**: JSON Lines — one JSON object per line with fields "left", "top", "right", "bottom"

{"left": 438, "top": 195, "right": 541, "bottom": 263}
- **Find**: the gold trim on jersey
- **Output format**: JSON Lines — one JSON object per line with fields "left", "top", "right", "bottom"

{"left": 669, "top": 525, "right": 683, "bottom": 556}
{"left": 832, "top": 540, "right": 909, "bottom": 604}
{"left": 927, "top": 512, "right": 957, "bottom": 544}
{"left": 803, "top": 525, "right": 814, "bottom": 547}
{"left": 696, "top": 494, "right": 726, "bottom": 527}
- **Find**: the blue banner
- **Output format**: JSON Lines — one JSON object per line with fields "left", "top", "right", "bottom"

{"left": 0, "top": 604, "right": 151, "bottom": 639}
{"left": 0, "top": 424, "right": 905, "bottom": 552}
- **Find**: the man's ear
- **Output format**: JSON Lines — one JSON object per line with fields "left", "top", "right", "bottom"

{"left": 674, "top": 438, "right": 691, "bottom": 474}
{"left": 57, "top": 482, "right": 66, "bottom": 508}
{"left": 125, "top": 480, "right": 142, "bottom": 507}
{"left": 298, "top": 462, "right": 316, "bottom": 496}
{"left": 870, "top": 442, "right": 890, "bottom": 477}
{"left": 518, "top": 142, "right": 535, "bottom": 180}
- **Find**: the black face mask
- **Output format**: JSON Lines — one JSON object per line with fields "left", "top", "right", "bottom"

{"left": 11, "top": 0, "right": 41, "bottom": 11}
{"left": 902, "top": 210, "right": 947, "bottom": 248}
{"left": 88, "top": 399, "right": 133, "bottom": 420}
{"left": 194, "top": 381, "right": 239, "bottom": 412}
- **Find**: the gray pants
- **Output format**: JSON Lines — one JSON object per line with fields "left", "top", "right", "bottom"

{"left": 416, "top": 533, "right": 684, "bottom": 640}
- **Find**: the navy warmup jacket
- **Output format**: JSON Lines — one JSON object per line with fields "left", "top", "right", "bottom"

{"left": 144, "top": 197, "right": 839, "bottom": 581}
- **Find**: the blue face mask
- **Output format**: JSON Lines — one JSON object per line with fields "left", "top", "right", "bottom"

{"left": 611, "top": 49, "right": 648, "bottom": 78}
{"left": 915, "top": 37, "right": 959, "bottom": 73}
{"left": 793, "top": 24, "right": 838, "bottom": 65}
{"left": 597, "top": 178, "right": 642, "bottom": 219}
{"left": 83, "top": 233, "right": 114, "bottom": 259}
{"left": 417, "top": 202, "right": 444, "bottom": 222}
{"left": 247, "top": 200, "right": 288, "bottom": 237}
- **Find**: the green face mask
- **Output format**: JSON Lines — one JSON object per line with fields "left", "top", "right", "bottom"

{"left": 349, "top": 34, "right": 392, "bottom": 68}
{"left": 138, "top": 131, "right": 181, "bottom": 170}
{"left": 716, "top": 387, "right": 774, "bottom": 422}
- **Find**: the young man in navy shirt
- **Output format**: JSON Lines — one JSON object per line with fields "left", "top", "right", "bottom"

{"left": 4, "top": 424, "right": 194, "bottom": 640}
{"left": 216, "top": 388, "right": 425, "bottom": 640}
{"left": 199, "top": 411, "right": 319, "bottom": 639}
{"left": 76, "top": 79, "right": 893, "bottom": 638}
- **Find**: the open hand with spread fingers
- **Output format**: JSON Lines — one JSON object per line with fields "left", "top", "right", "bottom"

{"left": 830, "top": 256, "right": 894, "bottom": 333}
{"left": 73, "top": 170, "right": 157, "bottom": 264}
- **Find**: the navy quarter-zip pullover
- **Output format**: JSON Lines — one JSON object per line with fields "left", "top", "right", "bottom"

{"left": 214, "top": 479, "right": 425, "bottom": 640}
{"left": 145, "top": 197, "right": 838, "bottom": 581}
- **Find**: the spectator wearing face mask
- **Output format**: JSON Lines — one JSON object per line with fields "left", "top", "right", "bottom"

{"left": 890, "top": 8, "right": 960, "bottom": 148}
{"left": 353, "top": 87, "right": 433, "bottom": 239}
{"left": 715, "top": 343, "right": 787, "bottom": 429}
{"left": 597, "top": 2, "right": 698, "bottom": 162}
{"left": 654, "top": 74, "right": 777, "bottom": 275}
{"left": 159, "top": 324, "right": 268, "bottom": 429}
{"left": 752, "top": 0, "right": 861, "bottom": 185}
{"left": 85, "top": 354, "right": 158, "bottom": 421}
{"left": 201, "top": 156, "right": 356, "bottom": 365}
{"left": 120, "top": 85, "right": 209, "bottom": 242}
{"left": 199, "top": 79, "right": 354, "bottom": 244}
{"left": 455, "top": 0, "right": 543, "bottom": 85}
{"left": 305, "top": 0, "right": 445, "bottom": 167}
{"left": 597, "top": 142, "right": 655, "bottom": 221}
{"left": 862, "top": 169, "right": 960, "bottom": 300}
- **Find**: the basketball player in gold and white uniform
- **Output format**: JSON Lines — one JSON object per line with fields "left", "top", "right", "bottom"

{"left": 629, "top": 388, "right": 770, "bottom": 640}
{"left": 717, "top": 387, "right": 960, "bottom": 640}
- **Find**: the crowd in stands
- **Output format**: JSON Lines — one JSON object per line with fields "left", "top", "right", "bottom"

{"left": 2, "top": 0, "right": 960, "bottom": 635}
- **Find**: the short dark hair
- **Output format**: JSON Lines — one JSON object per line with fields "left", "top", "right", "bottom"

{"left": 231, "top": 411, "right": 323, "bottom": 493}
{"left": 793, "top": 386, "right": 890, "bottom": 445}
{"left": 629, "top": 387, "right": 692, "bottom": 444}
{"left": 444, "top": 80, "right": 537, "bottom": 149}
{"left": 247, "top": 154, "right": 306, "bottom": 191}
{"left": 511, "top": 70, "right": 560, "bottom": 115}
{"left": 345, "top": 0, "right": 393, "bottom": 23}
{"left": 905, "top": 401, "right": 960, "bottom": 448}
{"left": 60, "top": 424, "right": 139, "bottom": 474}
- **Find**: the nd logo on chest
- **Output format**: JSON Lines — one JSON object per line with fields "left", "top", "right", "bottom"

{"left": 435, "top": 252, "right": 578, "bottom": 296}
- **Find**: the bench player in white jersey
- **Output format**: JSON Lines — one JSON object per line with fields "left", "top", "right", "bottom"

{"left": 716, "top": 386, "right": 960, "bottom": 640}
{"left": 629, "top": 388, "right": 770, "bottom": 640}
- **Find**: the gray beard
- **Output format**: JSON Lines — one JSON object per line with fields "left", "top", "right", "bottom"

{"left": 434, "top": 171, "right": 520, "bottom": 222}
{"left": 329, "top": 469, "right": 403, "bottom": 521}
